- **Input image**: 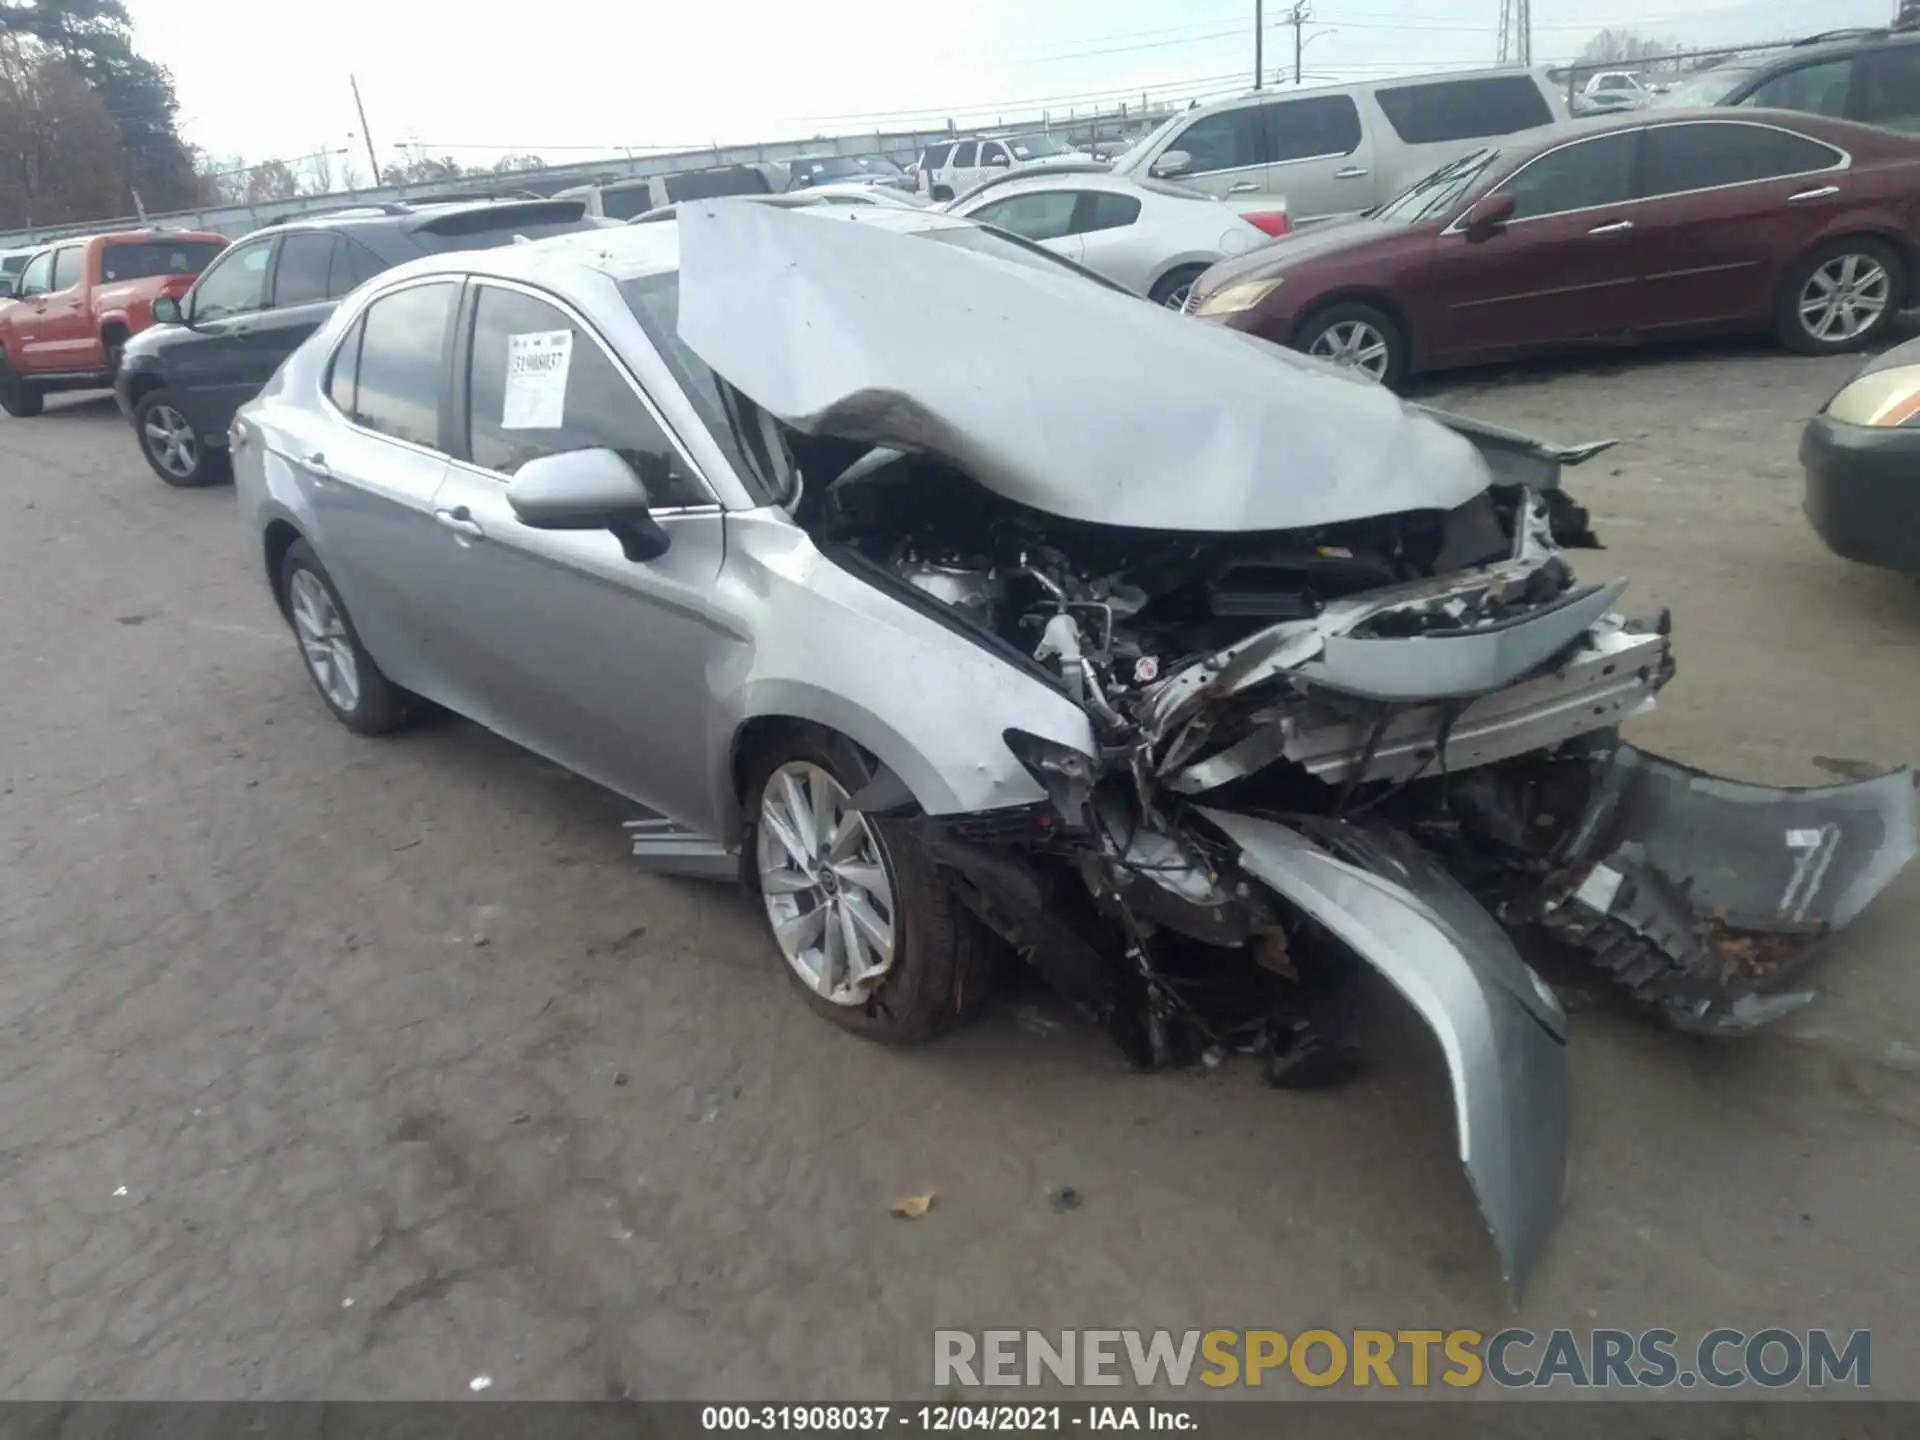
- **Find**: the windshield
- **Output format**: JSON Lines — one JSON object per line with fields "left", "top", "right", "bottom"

{"left": 1653, "top": 62, "right": 1762, "bottom": 107}
{"left": 1006, "top": 132, "right": 1073, "bottom": 161}
{"left": 853, "top": 155, "right": 905, "bottom": 178}
{"left": 793, "top": 156, "right": 866, "bottom": 183}
{"left": 1371, "top": 147, "right": 1504, "bottom": 224}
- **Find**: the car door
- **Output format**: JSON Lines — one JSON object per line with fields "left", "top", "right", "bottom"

{"left": 1150, "top": 103, "right": 1267, "bottom": 201}
{"left": 176, "top": 231, "right": 338, "bottom": 440}
{"left": 301, "top": 278, "right": 461, "bottom": 700}
{"left": 1259, "top": 94, "right": 1375, "bottom": 216}
{"left": 6, "top": 251, "right": 54, "bottom": 366}
{"left": 1422, "top": 129, "right": 1642, "bottom": 362}
{"left": 164, "top": 237, "right": 276, "bottom": 422}
{"left": 965, "top": 190, "right": 1089, "bottom": 268}
{"left": 25, "top": 245, "right": 91, "bottom": 370}
{"left": 1631, "top": 120, "right": 1850, "bottom": 334}
{"left": 421, "top": 279, "right": 729, "bottom": 825}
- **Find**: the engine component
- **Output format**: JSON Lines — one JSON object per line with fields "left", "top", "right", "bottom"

{"left": 895, "top": 557, "right": 1002, "bottom": 627}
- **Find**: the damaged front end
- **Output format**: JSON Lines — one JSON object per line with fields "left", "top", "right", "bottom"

{"left": 672, "top": 201, "right": 1917, "bottom": 1295}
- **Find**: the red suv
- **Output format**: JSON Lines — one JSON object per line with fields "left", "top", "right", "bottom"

{"left": 0, "top": 229, "right": 227, "bottom": 417}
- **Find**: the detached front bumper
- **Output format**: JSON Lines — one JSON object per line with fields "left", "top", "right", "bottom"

{"left": 1801, "top": 415, "right": 1920, "bottom": 573}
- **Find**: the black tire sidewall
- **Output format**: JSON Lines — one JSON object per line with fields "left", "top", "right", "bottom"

{"left": 1294, "top": 301, "right": 1409, "bottom": 390}
{"left": 134, "top": 388, "right": 219, "bottom": 487}
{"left": 1778, "top": 239, "right": 1905, "bottom": 355}
{"left": 1151, "top": 264, "right": 1207, "bottom": 309}
{"left": 0, "top": 355, "right": 42, "bottom": 418}
{"left": 740, "top": 729, "right": 986, "bottom": 1043}
{"left": 276, "top": 539, "right": 407, "bottom": 735}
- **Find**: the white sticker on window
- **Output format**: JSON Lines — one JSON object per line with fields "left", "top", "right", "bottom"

{"left": 502, "top": 330, "right": 572, "bottom": 430}
{"left": 1785, "top": 829, "right": 1826, "bottom": 850}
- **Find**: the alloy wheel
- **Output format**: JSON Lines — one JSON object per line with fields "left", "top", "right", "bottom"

{"left": 1162, "top": 280, "right": 1195, "bottom": 311}
{"left": 142, "top": 404, "right": 199, "bottom": 478}
{"left": 756, "top": 761, "right": 898, "bottom": 1006}
{"left": 1307, "top": 319, "right": 1392, "bottom": 380}
{"left": 1798, "top": 254, "right": 1890, "bottom": 344}
{"left": 288, "top": 568, "right": 361, "bottom": 713}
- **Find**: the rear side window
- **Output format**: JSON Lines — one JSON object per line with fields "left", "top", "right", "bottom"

{"left": 1080, "top": 192, "right": 1141, "bottom": 232}
{"left": 50, "top": 246, "right": 84, "bottom": 291}
{"left": 1495, "top": 131, "right": 1636, "bottom": 220}
{"left": 662, "top": 167, "right": 771, "bottom": 202}
{"left": 599, "top": 184, "right": 654, "bottom": 221}
{"left": 1739, "top": 59, "right": 1853, "bottom": 119}
{"left": 951, "top": 142, "right": 978, "bottom": 167}
{"left": 334, "top": 238, "right": 385, "bottom": 293}
{"left": 1640, "top": 122, "right": 1840, "bottom": 197}
{"left": 1854, "top": 46, "right": 1920, "bottom": 133}
{"left": 327, "top": 316, "right": 364, "bottom": 413}
{"left": 1376, "top": 75, "right": 1554, "bottom": 145}
{"left": 346, "top": 281, "right": 457, "bottom": 448}
{"left": 465, "top": 284, "right": 707, "bottom": 506}
{"left": 971, "top": 191, "right": 1079, "bottom": 241}
{"left": 1174, "top": 107, "right": 1265, "bottom": 174}
{"left": 100, "top": 240, "right": 225, "bottom": 282}
{"left": 272, "top": 233, "right": 337, "bottom": 308}
{"left": 920, "top": 143, "right": 954, "bottom": 169}
{"left": 1265, "top": 95, "right": 1362, "bottom": 163}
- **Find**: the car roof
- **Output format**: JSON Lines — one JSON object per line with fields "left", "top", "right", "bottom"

{"left": 1188, "top": 63, "right": 1552, "bottom": 116}
{"left": 1501, "top": 104, "right": 1911, "bottom": 152}
{"left": 949, "top": 169, "right": 1153, "bottom": 206}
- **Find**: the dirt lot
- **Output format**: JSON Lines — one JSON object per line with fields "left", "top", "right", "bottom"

{"left": 2, "top": 336, "right": 1917, "bottom": 1402}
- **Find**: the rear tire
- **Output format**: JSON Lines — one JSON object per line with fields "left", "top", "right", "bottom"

{"left": 1293, "top": 300, "right": 1408, "bottom": 390}
{"left": 742, "top": 727, "right": 999, "bottom": 1044}
{"left": 1776, "top": 237, "right": 1905, "bottom": 356}
{"left": 276, "top": 539, "right": 416, "bottom": 736}
{"left": 0, "top": 355, "right": 44, "bottom": 418}
{"left": 134, "top": 387, "right": 225, "bottom": 487}
{"left": 1150, "top": 264, "right": 1208, "bottom": 311}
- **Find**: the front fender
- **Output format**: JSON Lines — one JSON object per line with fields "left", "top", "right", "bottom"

{"left": 1197, "top": 807, "right": 1571, "bottom": 1296}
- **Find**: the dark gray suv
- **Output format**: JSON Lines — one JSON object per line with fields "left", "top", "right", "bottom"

{"left": 1656, "top": 29, "right": 1920, "bottom": 132}
{"left": 115, "top": 198, "right": 606, "bottom": 486}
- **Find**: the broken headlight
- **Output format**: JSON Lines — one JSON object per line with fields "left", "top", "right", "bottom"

{"left": 1824, "top": 364, "right": 1920, "bottom": 428}
{"left": 1194, "top": 277, "right": 1283, "bottom": 317}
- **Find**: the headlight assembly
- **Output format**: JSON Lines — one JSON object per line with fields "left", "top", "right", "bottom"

{"left": 1193, "top": 277, "right": 1284, "bottom": 318}
{"left": 1823, "top": 364, "right": 1920, "bottom": 428}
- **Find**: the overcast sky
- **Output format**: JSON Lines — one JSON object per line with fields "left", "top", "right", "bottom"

{"left": 125, "top": 0, "right": 1897, "bottom": 176}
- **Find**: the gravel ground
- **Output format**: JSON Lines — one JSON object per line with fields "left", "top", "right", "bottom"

{"left": 1, "top": 333, "right": 1916, "bottom": 1401}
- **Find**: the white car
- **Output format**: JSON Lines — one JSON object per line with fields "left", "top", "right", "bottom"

{"left": 1580, "top": 70, "right": 1659, "bottom": 112}
{"left": 915, "top": 132, "right": 1091, "bottom": 201}
{"left": 947, "top": 170, "right": 1286, "bottom": 308}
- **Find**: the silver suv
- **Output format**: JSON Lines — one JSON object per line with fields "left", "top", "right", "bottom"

{"left": 1109, "top": 67, "right": 1568, "bottom": 219}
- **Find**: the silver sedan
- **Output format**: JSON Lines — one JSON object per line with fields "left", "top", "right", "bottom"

{"left": 945, "top": 170, "right": 1288, "bottom": 308}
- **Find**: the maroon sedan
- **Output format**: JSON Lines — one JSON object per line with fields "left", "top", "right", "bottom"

{"left": 1187, "top": 108, "right": 1920, "bottom": 388}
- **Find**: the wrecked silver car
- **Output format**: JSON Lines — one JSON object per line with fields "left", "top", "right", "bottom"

{"left": 233, "top": 201, "right": 1916, "bottom": 1296}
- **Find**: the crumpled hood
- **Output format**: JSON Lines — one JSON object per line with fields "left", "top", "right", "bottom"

{"left": 674, "top": 201, "right": 1493, "bottom": 532}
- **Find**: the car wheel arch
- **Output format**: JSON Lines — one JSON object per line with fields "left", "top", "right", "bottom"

{"left": 1794, "top": 225, "right": 1919, "bottom": 307}
{"left": 1291, "top": 290, "right": 1419, "bottom": 373}
{"left": 263, "top": 518, "right": 306, "bottom": 619}
{"left": 123, "top": 369, "right": 167, "bottom": 406}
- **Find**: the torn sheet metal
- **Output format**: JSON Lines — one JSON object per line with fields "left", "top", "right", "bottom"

{"left": 1417, "top": 407, "right": 1618, "bottom": 492}
{"left": 1198, "top": 807, "right": 1570, "bottom": 1295}
{"left": 674, "top": 200, "right": 1496, "bottom": 532}
{"left": 1544, "top": 743, "right": 1918, "bottom": 1032}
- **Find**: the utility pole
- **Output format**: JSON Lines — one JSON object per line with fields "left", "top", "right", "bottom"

{"left": 1255, "top": 0, "right": 1264, "bottom": 90}
{"left": 1287, "top": 2, "right": 1312, "bottom": 85}
{"left": 350, "top": 75, "right": 380, "bottom": 185}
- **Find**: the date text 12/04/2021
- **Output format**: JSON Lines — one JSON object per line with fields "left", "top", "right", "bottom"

{"left": 700, "top": 1406, "right": 1196, "bottom": 1432}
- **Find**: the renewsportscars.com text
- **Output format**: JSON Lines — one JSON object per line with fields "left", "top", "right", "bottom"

{"left": 933, "top": 1328, "right": 1872, "bottom": 1391}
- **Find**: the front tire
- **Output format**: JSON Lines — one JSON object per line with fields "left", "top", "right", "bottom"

{"left": 1776, "top": 238, "right": 1904, "bottom": 356}
{"left": 1150, "top": 264, "right": 1207, "bottom": 311}
{"left": 1293, "top": 301, "right": 1408, "bottom": 389}
{"left": 743, "top": 729, "right": 998, "bottom": 1043}
{"left": 134, "top": 388, "right": 225, "bottom": 487}
{"left": 277, "top": 539, "right": 415, "bottom": 735}
{"left": 0, "top": 355, "right": 43, "bottom": 418}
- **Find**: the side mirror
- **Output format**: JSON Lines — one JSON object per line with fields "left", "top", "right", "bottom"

{"left": 1149, "top": 149, "right": 1193, "bottom": 179}
{"left": 506, "top": 447, "right": 672, "bottom": 562}
{"left": 151, "top": 295, "right": 183, "bottom": 325}
{"left": 1463, "top": 191, "right": 1516, "bottom": 240}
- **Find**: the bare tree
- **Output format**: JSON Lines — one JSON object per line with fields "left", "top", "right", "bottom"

{"left": 491, "top": 152, "right": 546, "bottom": 174}
{"left": 304, "top": 147, "right": 333, "bottom": 195}
{"left": 242, "top": 157, "right": 297, "bottom": 202}
{"left": 1578, "top": 29, "right": 1676, "bottom": 70}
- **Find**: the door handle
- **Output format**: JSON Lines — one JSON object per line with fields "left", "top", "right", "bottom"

{"left": 1587, "top": 219, "right": 1634, "bottom": 235}
{"left": 1227, "top": 180, "right": 1260, "bottom": 193}
{"left": 435, "top": 506, "right": 485, "bottom": 539}
{"left": 1788, "top": 185, "right": 1839, "bottom": 202}
{"left": 304, "top": 452, "right": 332, "bottom": 479}
{"left": 1334, "top": 166, "right": 1370, "bottom": 180}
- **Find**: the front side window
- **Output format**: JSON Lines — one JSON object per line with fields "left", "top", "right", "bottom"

{"left": 971, "top": 190, "right": 1080, "bottom": 241}
{"left": 1854, "top": 47, "right": 1920, "bottom": 133}
{"left": 272, "top": 233, "right": 337, "bottom": 308}
{"left": 1266, "top": 95, "right": 1362, "bottom": 163}
{"left": 979, "top": 142, "right": 1009, "bottom": 167}
{"left": 466, "top": 285, "right": 706, "bottom": 507}
{"left": 17, "top": 251, "right": 53, "bottom": 297}
{"left": 1640, "top": 121, "right": 1840, "bottom": 196}
{"left": 1494, "top": 132, "right": 1636, "bottom": 220}
{"left": 1739, "top": 59, "right": 1853, "bottom": 119}
{"left": 348, "top": 281, "right": 457, "bottom": 448}
{"left": 100, "top": 240, "right": 225, "bottom": 283}
{"left": 1174, "top": 107, "right": 1265, "bottom": 174}
{"left": 920, "top": 143, "right": 954, "bottom": 170}
{"left": 190, "top": 240, "right": 272, "bottom": 323}
{"left": 1376, "top": 75, "right": 1555, "bottom": 145}
{"left": 49, "top": 246, "right": 85, "bottom": 292}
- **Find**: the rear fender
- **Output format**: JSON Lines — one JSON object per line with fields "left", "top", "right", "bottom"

{"left": 1197, "top": 806, "right": 1571, "bottom": 1296}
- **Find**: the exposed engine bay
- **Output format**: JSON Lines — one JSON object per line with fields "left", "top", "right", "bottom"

{"left": 790, "top": 429, "right": 1916, "bottom": 1293}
